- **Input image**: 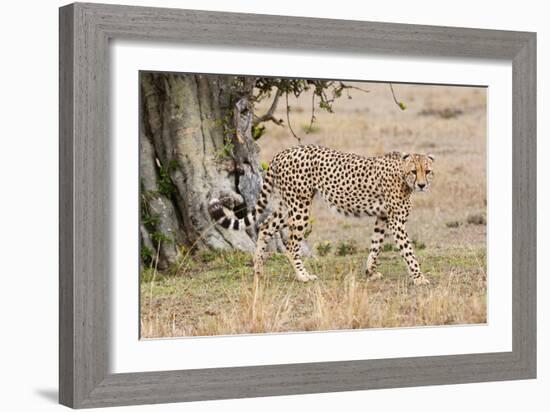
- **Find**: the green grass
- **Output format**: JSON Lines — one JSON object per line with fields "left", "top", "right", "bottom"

{"left": 140, "top": 246, "right": 487, "bottom": 338}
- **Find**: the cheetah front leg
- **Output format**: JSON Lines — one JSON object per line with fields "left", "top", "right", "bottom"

{"left": 387, "top": 218, "right": 430, "bottom": 285}
{"left": 365, "top": 216, "right": 387, "bottom": 281}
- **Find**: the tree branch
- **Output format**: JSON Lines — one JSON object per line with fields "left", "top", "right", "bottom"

{"left": 305, "top": 92, "right": 316, "bottom": 134}
{"left": 285, "top": 92, "right": 301, "bottom": 143}
{"left": 253, "top": 89, "right": 284, "bottom": 126}
{"left": 389, "top": 83, "right": 407, "bottom": 110}
{"left": 339, "top": 81, "right": 371, "bottom": 95}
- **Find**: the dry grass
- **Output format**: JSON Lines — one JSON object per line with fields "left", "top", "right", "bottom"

{"left": 141, "top": 247, "right": 486, "bottom": 338}
{"left": 140, "top": 81, "right": 487, "bottom": 338}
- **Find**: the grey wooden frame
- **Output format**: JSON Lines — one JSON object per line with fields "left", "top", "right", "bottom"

{"left": 59, "top": 2, "right": 536, "bottom": 408}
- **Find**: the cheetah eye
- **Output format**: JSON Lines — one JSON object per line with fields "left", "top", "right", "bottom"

{"left": 426, "top": 170, "right": 432, "bottom": 175}
{"left": 411, "top": 170, "right": 417, "bottom": 175}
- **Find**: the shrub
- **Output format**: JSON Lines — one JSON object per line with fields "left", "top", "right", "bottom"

{"left": 316, "top": 241, "right": 332, "bottom": 257}
{"left": 304, "top": 218, "right": 315, "bottom": 239}
{"left": 198, "top": 250, "right": 218, "bottom": 263}
{"left": 419, "top": 107, "right": 463, "bottom": 119}
{"left": 412, "top": 239, "right": 426, "bottom": 250}
{"left": 336, "top": 240, "right": 358, "bottom": 256}
{"left": 446, "top": 220, "right": 461, "bottom": 228}
{"left": 382, "top": 243, "right": 397, "bottom": 252}
{"left": 467, "top": 213, "right": 486, "bottom": 225}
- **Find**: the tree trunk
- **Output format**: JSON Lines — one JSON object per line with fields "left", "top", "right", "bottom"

{"left": 140, "top": 73, "right": 262, "bottom": 269}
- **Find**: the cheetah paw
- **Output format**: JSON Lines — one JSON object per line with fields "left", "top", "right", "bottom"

{"left": 366, "top": 271, "right": 384, "bottom": 281}
{"left": 297, "top": 273, "right": 318, "bottom": 282}
{"left": 413, "top": 276, "right": 430, "bottom": 286}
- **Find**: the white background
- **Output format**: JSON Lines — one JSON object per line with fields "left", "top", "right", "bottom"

{"left": 0, "top": 0, "right": 546, "bottom": 411}
{"left": 111, "top": 43, "right": 512, "bottom": 373}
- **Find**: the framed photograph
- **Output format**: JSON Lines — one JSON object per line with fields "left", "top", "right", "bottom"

{"left": 59, "top": 2, "right": 536, "bottom": 408}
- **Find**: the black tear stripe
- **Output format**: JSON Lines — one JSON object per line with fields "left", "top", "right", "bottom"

{"left": 233, "top": 220, "right": 240, "bottom": 230}
{"left": 220, "top": 218, "right": 232, "bottom": 229}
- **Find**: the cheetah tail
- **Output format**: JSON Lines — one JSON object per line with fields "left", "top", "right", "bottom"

{"left": 208, "top": 167, "right": 275, "bottom": 230}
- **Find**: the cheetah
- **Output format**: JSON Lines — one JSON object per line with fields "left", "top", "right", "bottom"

{"left": 208, "top": 145, "right": 434, "bottom": 284}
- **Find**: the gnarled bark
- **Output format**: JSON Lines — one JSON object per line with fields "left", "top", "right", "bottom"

{"left": 139, "top": 127, "right": 185, "bottom": 269}
{"left": 140, "top": 73, "right": 263, "bottom": 268}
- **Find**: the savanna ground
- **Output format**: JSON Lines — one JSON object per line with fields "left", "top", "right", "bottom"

{"left": 140, "top": 81, "right": 487, "bottom": 338}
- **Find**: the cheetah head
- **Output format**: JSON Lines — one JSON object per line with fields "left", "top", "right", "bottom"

{"left": 401, "top": 153, "right": 435, "bottom": 192}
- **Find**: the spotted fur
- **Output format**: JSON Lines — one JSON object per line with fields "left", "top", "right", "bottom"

{"left": 208, "top": 145, "right": 434, "bottom": 284}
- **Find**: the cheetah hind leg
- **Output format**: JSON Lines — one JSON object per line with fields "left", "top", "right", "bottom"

{"left": 253, "top": 215, "right": 275, "bottom": 277}
{"left": 253, "top": 212, "right": 286, "bottom": 278}
{"left": 285, "top": 214, "right": 317, "bottom": 282}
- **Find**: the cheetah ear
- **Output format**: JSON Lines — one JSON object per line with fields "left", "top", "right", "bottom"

{"left": 402, "top": 153, "right": 411, "bottom": 161}
{"left": 427, "top": 154, "right": 435, "bottom": 161}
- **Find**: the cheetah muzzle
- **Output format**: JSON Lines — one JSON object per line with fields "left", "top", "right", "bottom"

{"left": 208, "top": 145, "right": 434, "bottom": 285}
